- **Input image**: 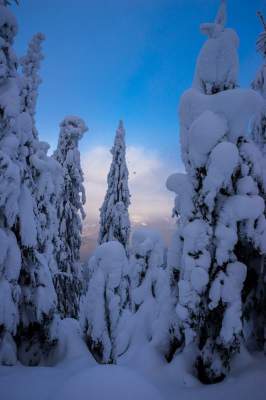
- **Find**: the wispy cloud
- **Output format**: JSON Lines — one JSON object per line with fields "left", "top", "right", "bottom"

{"left": 81, "top": 145, "right": 181, "bottom": 259}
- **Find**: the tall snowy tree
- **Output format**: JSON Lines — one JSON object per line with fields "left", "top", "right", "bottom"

{"left": 252, "top": 12, "right": 266, "bottom": 155}
{"left": 0, "top": 1, "right": 59, "bottom": 366}
{"left": 98, "top": 120, "right": 130, "bottom": 253}
{"left": 17, "top": 28, "right": 60, "bottom": 366}
{"left": 20, "top": 32, "right": 45, "bottom": 126}
{"left": 80, "top": 241, "right": 128, "bottom": 364}
{"left": 121, "top": 229, "right": 178, "bottom": 361}
{"left": 53, "top": 116, "right": 87, "bottom": 319}
{"left": 20, "top": 31, "right": 62, "bottom": 290}
{"left": 0, "top": 0, "right": 21, "bottom": 366}
{"left": 248, "top": 11, "right": 266, "bottom": 352}
{"left": 167, "top": 0, "right": 266, "bottom": 383}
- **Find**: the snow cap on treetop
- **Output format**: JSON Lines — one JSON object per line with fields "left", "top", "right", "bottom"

{"left": 200, "top": 0, "right": 227, "bottom": 39}
{"left": 193, "top": 0, "right": 239, "bottom": 94}
{"left": 0, "top": 3, "right": 18, "bottom": 43}
{"left": 116, "top": 119, "right": 125, "bottom": 138}
{"left": 60, "top": 116, "right": 88, "bottom": 140}
{"left": 92, "top": 241, "right": 127, "bottom": 287}
{"left": 215, "top": 0, "right": 227, "bottom": 26}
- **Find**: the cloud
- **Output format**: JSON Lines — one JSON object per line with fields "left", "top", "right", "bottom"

{"left": 81, "top": 145, "right": 181, "bottom": 259}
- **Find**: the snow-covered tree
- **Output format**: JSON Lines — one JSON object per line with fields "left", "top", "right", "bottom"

{"left": 20, "top": 32, "right": 45, "bottom": 129}
{"left": 166, "top": 230, "right": 185, "bottom": 360}
{"left": 0, "top": 2, "right": 59, "bottom": 366}
{"left": 0, "top": 2, "right": 21, "bottom": 365}
{"left": 247, "top": 11, "right": 266, "bottom": 352}
{"left": 252, "top": 12, "right": 266, "bottom": 155}
{"left": 129, "top": 229, "right": 165, "bottom": 313}
{"left": 30, "top": 142, "right": 62, "bottom": 285}
{"left": 193, "top": 0, "right": 238, "bottom": 95}
{"left": 20, "top": 32, "right": 59, "bottom": 276}
{"left": 98, "top": 120, "right": 130, "bottom": 253}
{"left": 116, "top": 229, "right": 177, "bottom": 361}
{"left": 80, "top": 241, "right": 128, "bottom": 364}
{"left": 17, "top": 31, "right": 60, "bottom": 366}
{"left": 167, "top": 0, "right": 266, "bottom": 383}
{"left": 53, "top": 116, "right": 87, "bottom": 319}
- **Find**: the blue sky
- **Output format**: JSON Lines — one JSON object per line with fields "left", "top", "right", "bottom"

{"left": 12, "top": 0, "right": 266, "bottom": 163}
{"left": 10, "top": 0, "right": 266, "bottom": 252}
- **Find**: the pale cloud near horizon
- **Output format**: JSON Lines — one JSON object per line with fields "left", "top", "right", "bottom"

{"left": 81, "top": 145, "right": 181, "bottom": 248}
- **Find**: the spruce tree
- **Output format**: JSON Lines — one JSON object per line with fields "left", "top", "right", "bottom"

{"left": 20, "top": 31, "right": 61, "bottom": 282}
{"left": 80, "top": 241, "right": 128, "bottom": 364}
{"left": 0, "top": 2, "right": 59, "bottom": 365}
{"left": 252, "top": 12, "right": 266, "bottom": 156}
{"left": 248, "top": 11, "right": 266, "bottom": 352}
{"left": 126, "top": 229, "right": 177, "bottom": 359}
{"left": 167, "top": 0, "right": 266, "bottom": 383}
{"left": 129, "top": 229, "right": 165, "bottom": 313}
{"left": 53, "top": 116, "right": 87, "bottom": 319}
{"left": 20, "top": 32, "right": 45, "bottom": 125}
{"left": 0, "top": 0, "right": 21, "bottom": 365}
{"left": 98, "top": 120, "right": 130, "bottom": 253}
{"left": 17, "top": 29, "right": 60, "bottom": 366}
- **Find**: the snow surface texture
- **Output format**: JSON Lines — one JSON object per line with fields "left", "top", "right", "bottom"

{"left": 0, "top": 320, "right": 265, "bottom": 400}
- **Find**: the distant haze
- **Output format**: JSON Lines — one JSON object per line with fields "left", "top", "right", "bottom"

{"left": 80, "top": 145, "right": 179, "bottom": 261}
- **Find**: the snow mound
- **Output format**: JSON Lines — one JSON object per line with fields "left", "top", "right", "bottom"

{"left": 92, "top": 240, "right": 127, "bottom": 278}
{"left": 55, "top": 365, "right": 163, "bottom": 400}
{"left": 180, "top": 88, "right": 263, "bottom": 141}
{"left": 55, "top": 318, "right": 96, "bottom": 365}
{"left": 188, "top": 110, "right": 227, "bottom": 168}
{"left": 131, "top": 228, "right": 164, "bottom": 260}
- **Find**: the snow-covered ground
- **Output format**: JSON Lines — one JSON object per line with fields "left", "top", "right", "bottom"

{"left": 0, "top": 319, "right": 265, "bottom": 400}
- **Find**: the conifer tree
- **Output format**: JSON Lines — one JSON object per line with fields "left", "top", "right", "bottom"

{"left": 17, "top": 29, "right": 60, "bottom": 366}
{"left": 0, "top": 0, "right": 21, "bottom": 366}
{"left": 128, "top": 229, "right": 165, "bottom": 314}
{"left": 98, "top": 120, "right": 130, "bottom": 253}
{"left": 0, "top": 1, "right": 59, "bottom": 365}
{"left": 248, "top": 11, "right": 266, "bottom": 352}
{"left": 80, "top": 241, "right": 128, "bottom": 364}
{"left": 167, "top": 0, "right": 266, "bottom": 383}
{"left": 20, "top": 32, "right": 45, "bottom": 126}
{"left": 20, "top": 31, "right": 61, "bottom": 284}
{"left": 53, "top": 116, "right": 87, "bottom": 319}
{"left": 127, "top": 229, "right": 177, "bottom": 359}
{"left": 252, "top": 12, "right": 266, "bottom": 155}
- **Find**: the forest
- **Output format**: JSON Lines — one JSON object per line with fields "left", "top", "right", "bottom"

{"left": 0, "top": 1, "right": 265, "bottom": 399}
